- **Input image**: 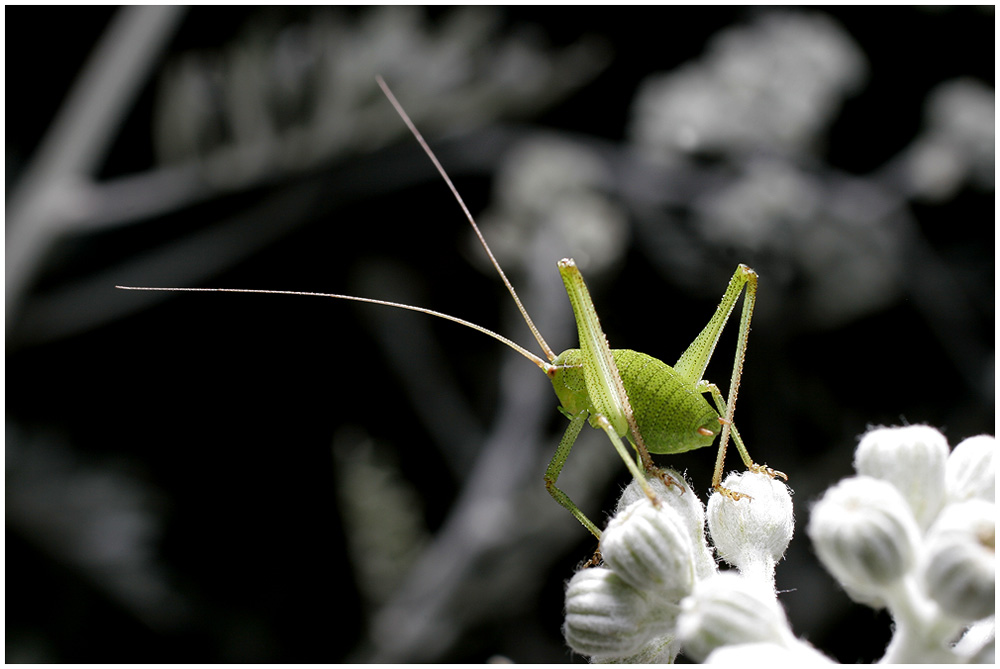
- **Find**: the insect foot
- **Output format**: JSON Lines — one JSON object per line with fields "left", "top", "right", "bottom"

{"left": 750, "top": 462, "right": 788, "bottom": 481}
{"left": 713, "top": 484, "right": 753, "bottom": 502}
{"left": 808, "top": 426, "right": 995, "bottom": 663}
{"left": 563, "top": 469, "right": 812, "bottom": 663}
{"left": 650, "top": 466, "right": 686, "bottom": 494}
{"left": 579, "top": 548, "right": 604, "bottom": 570}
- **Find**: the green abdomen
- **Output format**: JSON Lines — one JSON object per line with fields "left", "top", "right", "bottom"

{"left": 550, "top": 349, "right": 720, "bottom": 455}
{"left": 614, "top": 350, "right": 718, "bottom": 454}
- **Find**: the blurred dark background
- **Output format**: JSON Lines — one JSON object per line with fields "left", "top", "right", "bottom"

{"left": 6, "top": 6, "right": 994, "bottom": 663}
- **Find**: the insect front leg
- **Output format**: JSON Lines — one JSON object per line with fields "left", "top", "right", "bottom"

{"left": 545, "top": 409, "right": 663, "bottom": 539}
{"left": 545, "top": 410, "right": 603, "bottom": 539}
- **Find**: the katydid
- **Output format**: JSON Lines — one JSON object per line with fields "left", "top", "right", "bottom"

{"left": 118, "top": 76, "right": 785, "bottom": 539}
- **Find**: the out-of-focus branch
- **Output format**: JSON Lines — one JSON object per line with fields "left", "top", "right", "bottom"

{"left": 6, "top": 6, "right": 186, "bottom": 330}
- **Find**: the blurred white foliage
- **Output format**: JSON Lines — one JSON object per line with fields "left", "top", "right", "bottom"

{"left": 153, "top": 6, "right": 610, "bottom": 187}
{"left": 626, "top": 9, "right": 992, "bottom": 336}
{"left": 474, "top": 137, "right": 629, "bottom": 277}
{"left": 900, "top": 77, "right": 995, "bottom": 201}
{"left": 694, "top": 159, "right": 822, "bottom": 254}
{"left": 809, "top": 426, "right": 996, "bottom": 663}
{"left": 5, "top": 424, "right": 187, "bottom": 629}
{"left": 623, "top": 11, "right": 918, "bottom": 329}
{"left": 629, "top": 11, "right": 867, "bottom": 159}
{"left": 332, "top": 428, "right": 429, "bottom": 607}
{"left": 694, "top": 158, "right": 904, "bottom": 326}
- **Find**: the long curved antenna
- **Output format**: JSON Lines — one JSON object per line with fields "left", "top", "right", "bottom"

{"left": 375, "top": 75, "right": 557, "bottom": 364}
{"left": 116, "top": 79, "right": 557, "bottom": 372}
{"left": 115, "top": 285, "right": 551, "bottom": 371}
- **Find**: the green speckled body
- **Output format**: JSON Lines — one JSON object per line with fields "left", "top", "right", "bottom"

{"left": 550, "top": 348, "right": 720, "bottom": 454}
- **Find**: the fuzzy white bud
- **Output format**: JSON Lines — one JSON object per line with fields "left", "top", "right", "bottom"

{"left": 563, "top": 567, "right": 662, "bottom": 657}
{"left": 808, "top": 476, "right": 920, "bottom": 598}
{"left": 593, "top": 634, "right": 681, "bottom": 664}
{"left": 921, "top": 500, "right": 996, "bottom": 621}
{"left": 707, "top": 471, "right": 794, "bottom": 583}
{"left": 953, "top": 617, "right": 996, "bottom": 663}
{"left": 945, "top": 434, "right": 995, "bottom": 504}
{"left": 601, "top": 496, "right": 696, "bottom": 601}
{"left": 704, "top": 641, "right": 835, "bottom": 664}
{"left": 617, "top": 471, "right": 716, "bottom": 580}
{"left": 677, "top": 572, "right": 795, "bottom": 662}
{"left": 854, "top": 425, "right": 948, "bottom": 529}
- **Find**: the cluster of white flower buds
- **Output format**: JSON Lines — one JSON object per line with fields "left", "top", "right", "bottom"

{"left": 562, "top": 467, "right": 816, "bottom": 662}
{"left": 808, "top": 425, "right": 995, "bottom": 663}
{"left": 562, "top": 425, "right": 995, "bottom": 663}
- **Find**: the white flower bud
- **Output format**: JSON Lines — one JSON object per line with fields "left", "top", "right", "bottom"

{"left": 615, "top": 469, "right": 697, "bottom": 524}
{"left": 677, "top": 572, "right": 795, "bottom": 662}
{"left": 854, "top": 425, "right": 948, "bottom": 529}
{"left": 921, "top": 500, "right": 995, "bottom": 621}
{"left": 601, "top": 496, "right": 696, "bottom": 601}
{"left": 953, "top": 617, "right": 995, "bottom": 663}
{"left": 945, "top": 434, "right": 995, "bottom": 504}
{"left": 593, "top": 634, "right": 681, "bottom": 664}
{"left": 563, "top": 567, "right": 658, "bottom": 658}
{"left": 615, "top": 473, "right": 659, "bottom": 513}
{"left": 707, "top": 471, "right": 794, "bottom": 582}
{"left": 617, "top": 470, "right": 716, "bottom": 579}
{"left": 705, "top": 641, "right": 835, "bottom": 664}
{"left": 808, "top": 476, "right": 920, "bottom": 597}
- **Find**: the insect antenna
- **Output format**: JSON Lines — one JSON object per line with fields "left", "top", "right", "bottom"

{"left": 375, "top": 75, "right": 557, "bottom": 364}
{"left": 115, "top": 285, "right": 551, "bottom": 371}
{"left": 116, "top": 77, "right": 558, "bottom": 373}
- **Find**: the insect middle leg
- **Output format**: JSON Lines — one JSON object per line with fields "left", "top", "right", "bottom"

{"left": 545, "top": 410, "right": 660, "bottom": 539}
{"left": 702, "top": 381, "right": 787, "bottom": 498}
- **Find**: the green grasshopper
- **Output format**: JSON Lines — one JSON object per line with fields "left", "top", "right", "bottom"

{"left": 119, "top": 76, "right": 785, "bottom": 539}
